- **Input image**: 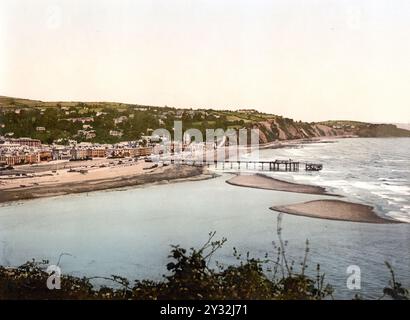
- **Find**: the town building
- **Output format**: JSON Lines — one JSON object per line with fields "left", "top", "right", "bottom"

{"left": 0, "top": 152, "right": 40, "bottom": 166}
{"left": 109, "top": 130, "right": 123, "bottom": 137}
{"left": 66, "top": 117, "right": 94, "bottom": 123}
{"left": 10, "top": 138, "right": 41, "bottom": 148}
{"left": 70, "top": 146, "right": 107, "bottom": 160}
{"left": 114, "top": 116, "right": 128, "bottom": 125}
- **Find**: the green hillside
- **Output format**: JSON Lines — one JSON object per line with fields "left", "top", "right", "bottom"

{"left": 1, "top": 96, "right": 409, "bottom": 144}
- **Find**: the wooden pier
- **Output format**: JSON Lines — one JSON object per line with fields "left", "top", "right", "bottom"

{"left": 165, "top": 159, "right": 322, "bottom": 172}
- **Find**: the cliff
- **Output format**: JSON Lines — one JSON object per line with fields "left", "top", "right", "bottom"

{"left": 254, "top": 118, "right": 410, "bottom": 143}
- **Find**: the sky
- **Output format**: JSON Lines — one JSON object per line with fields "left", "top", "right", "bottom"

{"left": 1, "top": 0, "right": 410, "bottom": 123}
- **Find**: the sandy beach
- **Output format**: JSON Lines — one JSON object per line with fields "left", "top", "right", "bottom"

{"left": 0, "top": 159, "right": 213, "bottom": 204}
{"left": 226, "top": 174, "right": 403, "bottom": 224}
{"left": 226, "top": 173, "right": 333, "bottom": 195}
{"left": 271, "top": 200, "right": 401, "bottom": 224}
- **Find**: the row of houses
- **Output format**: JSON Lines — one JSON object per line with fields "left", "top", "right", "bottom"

{"left": 0, "top": 153, "right": 40, "bottom": 166}
{"left": 70, "top": 146, "right": 153, "bottom": 160}
{"left": 1, "top": 145, "right": 154, "bottom": 165}
{"left": 6, "top": 138, "right": 42, "bottom": 148}
{"left": 0, "top": 135, "right": 156, "bottom": 166}
{"left": 0, "top": 144, "right": 52, "bottom": 166}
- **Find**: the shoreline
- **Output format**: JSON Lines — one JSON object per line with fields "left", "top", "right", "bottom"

{"left": 1, "top": 137, "right": 406, "bottom": 225}
{"left": 0, "top": 165, "right": 214, "bottom": 204}
{"left": 226, "top": 174, "right": 402, "bottom": 224}
{"left": 0, "top": 137, "right": 341, "bottom": 204}
{"left": 257, "top": 135, "right": 357, "bottom": 150}
{"left": 226, "top": 173, "right": 337, "bottom": 196}
{"left": 271, "top": 200, "right": 401, "bottom": 224}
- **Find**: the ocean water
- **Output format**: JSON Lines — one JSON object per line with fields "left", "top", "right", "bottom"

{"left": 0, "top": 138, "right": 409, "bottom": 299}
{"left": 244, "top": 138, "right": 410, "bottom": 223}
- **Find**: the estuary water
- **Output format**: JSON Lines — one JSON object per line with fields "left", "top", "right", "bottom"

{"left": 0, "top": 138, "right": 409, "bottom": 299}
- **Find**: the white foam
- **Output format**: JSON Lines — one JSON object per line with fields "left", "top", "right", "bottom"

{"left": 319, "top": 180, "right": 349, "bottom": 187}
{"left": 386, "top": 211, "right": 410, "bottom": 223}
{"left": 382, "top": 185, "right": 410, "bottom": 195}
{"left": 390, "top": 197, "right": 408, "bottom": 203}
{"left": 292, "top": 175, "right": 321, "bottom": 182}
{"left": 382, "top": 159, "right": 409, "bottom": 163}
{"left": 352, "top": 181, "right": 381, "bottom": 190}
{"left": 378, "top": 177, "right": 407, "bottom": 182}
{"left": 371, "top": 191, "right": 407, "bottom": 203}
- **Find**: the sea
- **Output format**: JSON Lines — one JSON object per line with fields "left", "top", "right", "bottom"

{"left": 0, "top": 138, "right": 409, "bottom": 299}
{"left": 250, "top": 137, "right": 410, "bottom": 223}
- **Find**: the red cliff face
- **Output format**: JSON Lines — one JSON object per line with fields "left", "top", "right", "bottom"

{"left": 253, "top": 119, "right": 342, "bottom": 143}
{"left": 253, "top": 119, "right": 410, "bottom": 143}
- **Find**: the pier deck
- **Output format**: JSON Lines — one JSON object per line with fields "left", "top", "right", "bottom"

{"left": 164, "top": 159, "right": 322, "bottom": 172}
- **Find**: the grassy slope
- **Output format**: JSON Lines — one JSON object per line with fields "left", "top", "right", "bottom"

{"left": 1, "top": 96, "right": 409, "bottom": 143}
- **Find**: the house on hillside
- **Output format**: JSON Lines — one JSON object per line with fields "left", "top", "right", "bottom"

{"left": 109, "top": 130, "right": 123, "bottom": 137}
{"left": 114, "top": 116, "right": 128, "bottom": 125}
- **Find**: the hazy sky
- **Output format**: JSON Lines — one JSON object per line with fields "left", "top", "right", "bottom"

{"left": 1, "top": 0, "right": 410, "bottom": 122}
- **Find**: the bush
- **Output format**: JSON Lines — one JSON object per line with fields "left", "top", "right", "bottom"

{"left": 0, "top": 216, "right": 407, "bottom": 300}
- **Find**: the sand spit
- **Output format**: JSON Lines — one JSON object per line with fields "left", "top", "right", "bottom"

{"left": 271, "top": 199, "right": 401, "bottom": 224}
{"left": 226, "top": 173, "right": 334, "bottom": 195}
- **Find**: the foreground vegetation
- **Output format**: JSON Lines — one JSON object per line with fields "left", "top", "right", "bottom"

{"left": 0, "top": 216, "right": 408, "bottom": 300}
